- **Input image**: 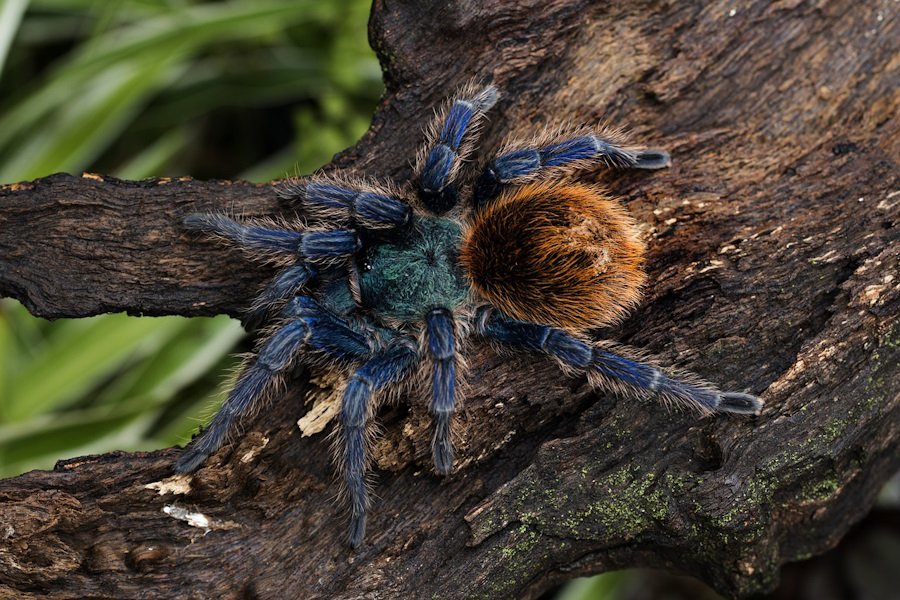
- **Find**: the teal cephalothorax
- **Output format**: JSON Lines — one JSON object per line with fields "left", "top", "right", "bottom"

{"left": 358, "top": 217, "right": 469, "bottom": 321}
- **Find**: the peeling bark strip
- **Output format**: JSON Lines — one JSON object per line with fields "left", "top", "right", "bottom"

{"left": 0, "top": 1, "right": 898, "bottom": 598}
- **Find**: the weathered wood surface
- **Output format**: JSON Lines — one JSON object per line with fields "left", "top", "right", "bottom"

{"left": 0, "top": 1, "right": 898, "bottom": 598}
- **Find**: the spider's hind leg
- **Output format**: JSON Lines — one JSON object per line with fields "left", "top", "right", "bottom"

{"left": 425, "top": 308, "right": 459, "bottom": 474}
{"left": 174, "top": 296, "right": 373, "bottom": 474}
{"left": 473, "top": 128, "right": 671, "bottom": 208}
{"left": 341, "top": 339, "right": 418, "bottom": 548}
{"left": 476, "top": 308, "right": 762, "bottom": 416}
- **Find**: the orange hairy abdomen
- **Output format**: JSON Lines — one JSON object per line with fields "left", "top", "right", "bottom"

{"left": 461, "top": 182, "right": 645, "bottom": 332}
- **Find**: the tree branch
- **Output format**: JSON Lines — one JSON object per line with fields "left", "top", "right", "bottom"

{"left": 1, "top": 1, "right": 898, "bottom": 598}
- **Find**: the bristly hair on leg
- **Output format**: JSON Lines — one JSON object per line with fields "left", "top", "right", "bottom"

{"left": 414, "top": 82, "right": 500, "bottom": 213}
{"left": 414, "top": 82, "right": 500, "bottom": 184}
{"left": 183, "top": 213, "right": 361, "bottom": 269}
{"left": 276, "top": 174, "right": 412, "bottom": 231}
{"left": 471, "top": 123, "right": 671, "bottom": 207}
{"left": 424, "top": 308, "right": 458, "bottom": 474}
{"left": 586, "top": 340, "right": 763, "bottom": 416}
{"left": 336, "top": 341, "right": 418, "bottom": 548}
{"left": 475, "top": 307, "right": 762, "bottom": 417}
{"left": 242, "top": 261, "right": 316, "bottom": 331}
{"left": 177, "top": 351, "right": 259, "bottom": 471}
{"left": 495, "top": 124, "right": 640, "bottom": 169}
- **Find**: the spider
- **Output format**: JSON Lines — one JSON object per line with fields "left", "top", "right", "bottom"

{"left": 175, "top": 83, "right": 763, "bottom": 548}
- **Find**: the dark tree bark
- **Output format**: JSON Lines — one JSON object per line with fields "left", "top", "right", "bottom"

{"left": 1, "top": 1, "right": 898, "bottom": 598}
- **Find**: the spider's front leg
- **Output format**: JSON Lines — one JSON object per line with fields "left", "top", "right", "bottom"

{"left": 175, "top": 296, "right": 373, "bottom": 474}
{"left": 187, "top": 178, "right": 412, "bottom": 328}
{"left": 183, "top": 213, "right": 360, "bottom": 258}
{"left": 277, "top": 176, "right": 412, "bottom": 233}
{"left": 183, "top": 213, "right": 359, "bottom": 327}
{"left": 475, "top": 307, "right": 762, "bottom": 415}
{"left": 415, "top": 83, "right": 499, "bottom": 213}
{"left": 473, "top": 127, "right": 671, "bottom": 208}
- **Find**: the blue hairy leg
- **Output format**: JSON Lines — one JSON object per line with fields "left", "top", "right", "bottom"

{"left": 473, "top": 134, "right": 671, "bottom": 207}
{"left": 419, "top": 85, "right": 499, "bottom": 213}
{"left": 243, "top": 262, "right": 317, "bottom": 330}
{"left": 426, "top": 308, "right": 457, "bottom": 474}
{"left": 175, "top": 297, "right": 372, "bottom": 474}
{"left": 278, "top": 296, "right": 374, "bottom": 358}
{"left": 183, "top": 214, "right": 359, "bottom": 261}
{"left": 476, "top": 309, "right": 761, "bottom": 415}
{"left": 341, "top": 341, "right": 418, "bottom": 548}
{"left": 281, "top": 181, "right": 412, "bottom": 230}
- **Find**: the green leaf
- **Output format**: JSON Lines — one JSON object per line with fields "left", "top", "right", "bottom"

{"left": 1, "top": 53, "right": 188, "bottom": 181}
{"left": 0, "top": 412, "right": 159, "bottom": 477}
{"left": 0, "top": 0, "right": 29, "bottom": 77}
{"left": 97, "top": 316, "right": 243, "bottom": 406}
{"left": 0, "top": 0, "right": 381, "bottom": 476}
{"left": 113, "top": 126, "right": 189, "bottom": 179}
{"left": 4, "top": 314, "right": 187, "bottom": 421}
{"left": 0, "top": 0, "right": 336, "bottom": 178}
{"left": 555, "top": 572, "right": 633, "bottom": 600}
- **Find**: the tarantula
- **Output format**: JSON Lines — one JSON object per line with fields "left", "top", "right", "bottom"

{"left": 176, "top": 83, "right": 762, "bottom": 548}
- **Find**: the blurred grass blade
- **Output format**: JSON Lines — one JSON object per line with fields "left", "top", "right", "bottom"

{"left": 114, "top": 127, "right": 190, "bottom": 180}
{"left": 1, "top": 54, "right": 187, "bottom": 181}
{"left": 0, "top": 412, "right": 159, "bottom": 477}
{"left": 0, "top": 1, "right": 335, "bottom": 162}
{"left": 96, "top": 316, "right": 243, "bottom": 406}
{"left": 0, "top": 397, "right": 151, "bottom": 466}
{"left": 555, "top": 572, "right": 632, "bottom": 600}
{"left": 0, "top": 306, "right": 12, "bottom": 412}
{"left": 5, "top": 314, "right": 187, "bottom": 421}
{"left": 0, "top": 0, "right": 29, "bottom": 77}
{"left": 0, "top": 315, "right": 243, "bottom": 475}
{"left": 0, "top": 0, "right": 381, "bottom": 477}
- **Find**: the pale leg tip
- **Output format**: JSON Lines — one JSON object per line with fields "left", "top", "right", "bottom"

{"left": 634, "top": 148, "right": 672, "bottom": 170}
{"left": 719, "top": 392, "right": 764, "bottom": 415}
{"left": 348, "top": 514, "right": 366, "bottom": 549}
{"left": 433, "top": 443, "right": 454, "bottom": 475}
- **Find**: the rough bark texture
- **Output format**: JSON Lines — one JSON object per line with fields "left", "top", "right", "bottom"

{"left": 1, "top": 1, "right": 898, "bottom": 598}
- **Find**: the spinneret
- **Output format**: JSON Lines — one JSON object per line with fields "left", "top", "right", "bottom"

{"left": 178, "top": 83, "right": 763, "bottom": 549}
